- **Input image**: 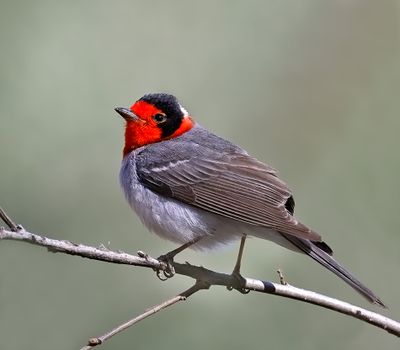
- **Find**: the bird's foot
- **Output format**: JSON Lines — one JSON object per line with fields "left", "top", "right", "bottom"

{"left": 228, "top": 270, "right": 250, "bottom": 294}
{"left": 156, "top": 252, "right": 176, "bottom": 280}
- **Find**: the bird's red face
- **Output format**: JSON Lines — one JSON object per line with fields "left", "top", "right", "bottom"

{"left": 115, "top": 94, "right": 194, "bottom": 156}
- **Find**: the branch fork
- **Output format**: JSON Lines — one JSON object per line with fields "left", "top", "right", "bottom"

{"left": 1, "top": 206, "right": 399, "bottom": 349}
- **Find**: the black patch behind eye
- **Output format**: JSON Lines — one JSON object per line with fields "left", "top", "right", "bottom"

{"left": 140, "top": 93, "right": 184, "bottom": 138}
{"left": 159, "top": 116, "right": 183, "bottom": 138}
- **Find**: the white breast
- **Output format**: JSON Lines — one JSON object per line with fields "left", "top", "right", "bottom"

{"left": 120, "top": 151, "right": 243, "bottom": 250}
{"left": 119, "top": 151, "right": 298, "bottom": 252}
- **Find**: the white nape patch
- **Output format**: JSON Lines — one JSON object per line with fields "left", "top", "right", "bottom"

{"left": 150, "top": 159, "right": 189, "bottom": 172}
{"left": 179, "top": 104, "right": 189, "bottom": 117}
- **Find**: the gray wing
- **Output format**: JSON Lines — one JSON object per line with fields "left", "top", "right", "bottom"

{"left": 136, "top": 144, "right": 321, "bottom": 241}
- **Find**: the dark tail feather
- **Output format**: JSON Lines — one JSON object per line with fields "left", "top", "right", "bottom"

{"left": 281, "top": 233, "right": 386, "bottom": 307}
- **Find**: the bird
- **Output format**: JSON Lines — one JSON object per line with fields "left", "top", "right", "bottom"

{"left": 115, "top": 93, "right": 384, "bottom": 307}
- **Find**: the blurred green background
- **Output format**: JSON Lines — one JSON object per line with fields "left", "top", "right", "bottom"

{"left": 1, "top": 0, "right": 399, "bottom": 349}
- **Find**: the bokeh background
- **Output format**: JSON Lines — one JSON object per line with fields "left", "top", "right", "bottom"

{"left": 1, "top": 1, "right": 399, "bottom": 349}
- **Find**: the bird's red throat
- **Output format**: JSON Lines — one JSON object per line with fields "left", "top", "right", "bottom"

{"left": 123, "top": 102, "right": 194, "bottom": 156}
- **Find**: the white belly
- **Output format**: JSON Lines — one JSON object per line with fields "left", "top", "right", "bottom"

{"left": 120, "top": 152, "right": 297, "bottom": 252}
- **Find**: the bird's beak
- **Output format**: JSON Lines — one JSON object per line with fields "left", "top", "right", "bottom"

{"left": 114, "top": 107, "right": 139, "bottom": 121}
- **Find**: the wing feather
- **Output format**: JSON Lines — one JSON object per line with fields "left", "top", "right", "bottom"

{"left": 137, "top": 148, "right": 320, "bottom": 241}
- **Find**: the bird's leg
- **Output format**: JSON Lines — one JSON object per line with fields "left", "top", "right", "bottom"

{"left": 157, "top": 236, "right": 202, "bottom": 279}
{"left": 233, "top": 234, "right": 247, "bottom": 275}
{"left": 229, "top": 235, "right": 250, "bottom": 294}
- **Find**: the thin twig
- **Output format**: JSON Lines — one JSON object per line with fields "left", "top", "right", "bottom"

{"left": 277, "top": 269, "right": 287, "bottom": 285}
{"left": 1, "top": 207, "right": 400, "bottom": 340}
{"left": 81, "top": 281, "right": 209, "bottom": 349}
{"left": 0, "top": 206, "right": 19, "bottom": 231}
{"left": 82, "top": 296, "right": 185, "bottom": 349}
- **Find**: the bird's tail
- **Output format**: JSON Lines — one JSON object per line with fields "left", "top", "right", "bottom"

{"left": 281, "top": 233, "right": 386, "bottom": 307}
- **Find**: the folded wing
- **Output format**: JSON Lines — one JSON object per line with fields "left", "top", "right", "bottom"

{"left": 137, "top": 149, "right": 321, "bottom": 241}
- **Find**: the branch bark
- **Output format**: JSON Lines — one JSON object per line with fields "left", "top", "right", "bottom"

{"left": 1, "top": 207, "right": 399, "bottom": 344}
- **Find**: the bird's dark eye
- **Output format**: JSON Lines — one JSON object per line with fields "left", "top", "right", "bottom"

{"left": 152, "top": 114, "right": 167, "bottom": 123}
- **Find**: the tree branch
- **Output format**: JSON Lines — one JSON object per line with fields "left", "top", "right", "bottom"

{"left": 81, "top": 281, "right": 210, "bottom": 349}
{"left": 1, "top": 207, "right": 399, "bottom": 344}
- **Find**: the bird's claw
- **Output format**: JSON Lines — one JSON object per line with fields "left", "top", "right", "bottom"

{"left": 155, "top": 253, "right": 176, "bottom": 280}
{"left": 155, "top": 269, "right": 169, "bottom": 281}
